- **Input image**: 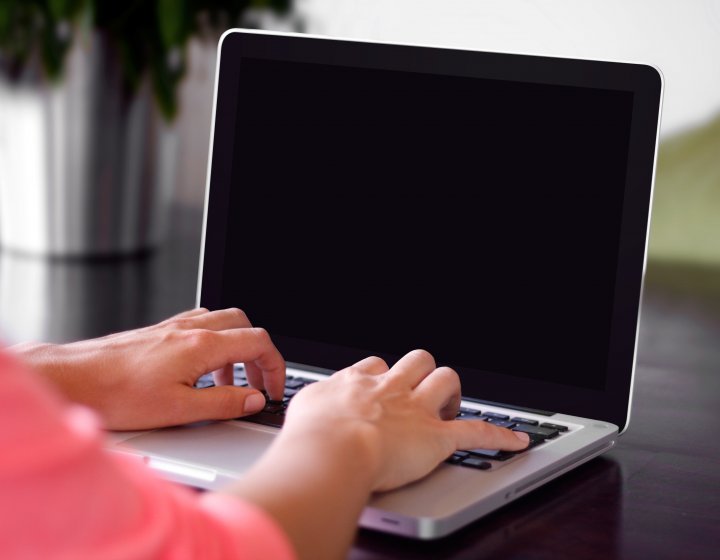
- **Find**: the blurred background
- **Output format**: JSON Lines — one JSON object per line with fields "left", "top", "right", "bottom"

{"left": 0, "top": 0, "right": 718, "bottom": 379}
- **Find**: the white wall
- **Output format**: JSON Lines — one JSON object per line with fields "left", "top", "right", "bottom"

{"left": 300, "top": 0, "right": 720, "bottom": 138}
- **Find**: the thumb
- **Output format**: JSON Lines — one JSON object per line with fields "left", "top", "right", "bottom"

{"left": 183, "top": 385, "right": 267, "bottom": 422}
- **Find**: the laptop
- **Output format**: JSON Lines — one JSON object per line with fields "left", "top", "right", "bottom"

{"left": 111, "top": 29, "right": 662, "bottom": 539}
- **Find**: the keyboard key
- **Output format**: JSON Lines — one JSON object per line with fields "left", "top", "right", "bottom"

{"left": 466, "top": 448, "right": 514, "bottom": 461}
{"left": 511, "top": 417, "right": 539, "bottom": 426}
{"left": 446, "top": 452, "right": 468, "bottom": 464}
{"left": 486, "top": 419, "right": 516, "bottom": 429}
{"left": 285, "top": 379, "right": 306, "bottom": 389}
{"left": 461, "top": 457, "right": 492, "bottom": 470}
{"left": 284, "top": 388, "right": 299, "bottom": 398}
{"left": 264, "top": 401, "right": 285, "bottom": 414}
{"left": 514, "top": 439, "right": 541, "bottom": 453}
{"left": 243, "top": 412, "right": 284, "bottom": 428}
{"left": 459, "top": 407, "right": 482, "bottom": 415}
{"left": 540, "top": 422, "right": 569, "bottom": 432}
{"left": 512, "top": 424, "right": 559, "bottom": 439}
{"left": 482, "top": 412, "right": 510, "bottom": 421}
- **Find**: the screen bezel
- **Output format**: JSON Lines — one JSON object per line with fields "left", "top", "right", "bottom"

{"left": 200, "top": 29, "right": 662, "bottom": 432}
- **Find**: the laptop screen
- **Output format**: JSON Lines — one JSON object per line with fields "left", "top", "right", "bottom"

{"left": 203, "top": 32, "right": 661, "bottom": 427}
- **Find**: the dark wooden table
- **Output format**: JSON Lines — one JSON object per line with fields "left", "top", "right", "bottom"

{"left": 2, "top": 206, "right": 718, "bottom": 559}
{"left": 351, "top": 262, "right": 720, "bottom": 560}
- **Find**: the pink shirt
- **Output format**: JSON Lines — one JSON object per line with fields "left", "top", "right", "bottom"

{"left": 0, "top": 351, "right": 296, "bottom": 560}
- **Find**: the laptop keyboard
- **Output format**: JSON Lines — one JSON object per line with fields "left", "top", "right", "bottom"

{"left": 195, "top": 366, "right": 315, "bottom": 428}
{"left": 448, "top": 407, "right": 570, "bottom": 469}
{"left": 195, "top": 367, "right": 571, "bottom": 471}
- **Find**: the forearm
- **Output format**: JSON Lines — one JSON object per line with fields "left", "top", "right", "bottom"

{"left": 1, "top": 349, "right": 295, "bottom": 559}
{"left": 226, "top": 427, "right": 377, "bottom": 560}
{"left": 9, "top": 342, "right": 71, "bottom": 394}
{"left": 9, "top": 341, "right": 108, "bottom": 406}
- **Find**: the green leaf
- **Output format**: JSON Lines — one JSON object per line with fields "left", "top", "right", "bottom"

{"left": 149, "top": 42, "right": 186, "bottom": 121}
{"left": 250, "top": 0, "right": 291, "bottom": 12}
{"left": 48, "top": 0, "right": 87, "bottom": 20}
{"left": 40, "top": 20, "right": 66, "bottom": 81}
{"left": 0, "top": 2, "right": 11, "bottom": 41}
{"left": 1, "top": 0, "right": 294, "bottom": 120}
{"left": 116, "top": 37, "right": 144, "bottom": 92}
{"left": 48, "top": 0, "right": 70, "bottom": 20}
{"left": 157, "top": 0, "right": 186, "bottom": 48}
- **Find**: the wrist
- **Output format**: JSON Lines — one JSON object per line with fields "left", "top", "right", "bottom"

{"left": 9, "top": 342, "right": 60, "bottom": 376}
{"left": 8, "top": 342, "right": 80, "bottom": 402}
{"left": 276, "top": 421, "right": 378, "bottom": 488}
{"left": 227, "top": 421, "right": 379, "bottom": 560}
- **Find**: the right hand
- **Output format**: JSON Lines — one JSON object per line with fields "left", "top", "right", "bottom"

{"left": 282, "top": 349, "right": 530, "bottom": 492}
{"left": 229, "top": 349, "right": 530, "bottom": 560}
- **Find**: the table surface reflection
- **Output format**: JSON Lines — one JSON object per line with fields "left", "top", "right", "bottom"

{"left": 1, "top": 205, "right": 718, "bottom": 559}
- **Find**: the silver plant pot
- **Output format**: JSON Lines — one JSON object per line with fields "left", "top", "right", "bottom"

{"left": 0, "top": 32, "right": 176, "bottom": 257}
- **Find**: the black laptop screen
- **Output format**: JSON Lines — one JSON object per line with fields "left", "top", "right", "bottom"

{"left": 219, "top": 55, "right": 634, "bottom": 393}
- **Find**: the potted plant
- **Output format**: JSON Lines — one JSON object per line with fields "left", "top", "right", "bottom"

{"left": 0, "top": 0, "right": 291, "bottom": 256}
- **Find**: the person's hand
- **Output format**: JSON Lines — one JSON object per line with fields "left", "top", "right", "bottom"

{"left": 284, "top": 349, "right": 529, "bottom": 491}
{"left": 11, "top": 308, "right": 285, "bottom": 430}
{"left": 231, "top": 349, "right": 529, "bottom": 560}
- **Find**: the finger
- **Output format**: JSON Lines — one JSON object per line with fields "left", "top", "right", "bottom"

{"left": 349, "top": 356, "right": 390, "bottom": 375}
{"left": 212, "top": 363, "right": 234, "bottom": 386}
{"left": 448, "top": 418, "right": 530, "bottom": 452}
{"left": 186, "top": 328, "right": 286, "bottom": 402}
{"left": 253, "top": 352, "right": 286, "bottom": 401}
{"left": 385, "top": 349, "right": 436, "bottom": 389}
{"left": 182, "top": 385, "right": 267, "bottom": 423}
{"left": 414, "top": 367, "right": 461, "bottom": 420}
{"left": 174, "top": 308, "right": 253, "bottom": 332}
{"left": 244, "top": 361, "right": 267, "bottom": 395}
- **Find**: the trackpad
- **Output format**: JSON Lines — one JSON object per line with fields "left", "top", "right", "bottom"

{"left": 119, "top": 421, "right": 277, "bottom": 475}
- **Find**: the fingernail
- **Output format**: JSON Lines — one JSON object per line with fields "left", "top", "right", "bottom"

{"left": 514, "top": 431, "right": 530, "bottom": 444}
{"left": 244, "top": 393, "right": 266, "bottom": 413}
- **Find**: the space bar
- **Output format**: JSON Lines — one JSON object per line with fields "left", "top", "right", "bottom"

{"left": 240, "top": 412, "right": 285, "bottom": 428}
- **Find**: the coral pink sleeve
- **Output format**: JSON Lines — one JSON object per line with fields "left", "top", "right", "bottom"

{"left": 0, "top": 351, "right": 296, "bottom": 560}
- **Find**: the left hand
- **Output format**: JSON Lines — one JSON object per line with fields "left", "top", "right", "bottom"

{"left": 11, "top": 308, "right": 285, "bottom": 430}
